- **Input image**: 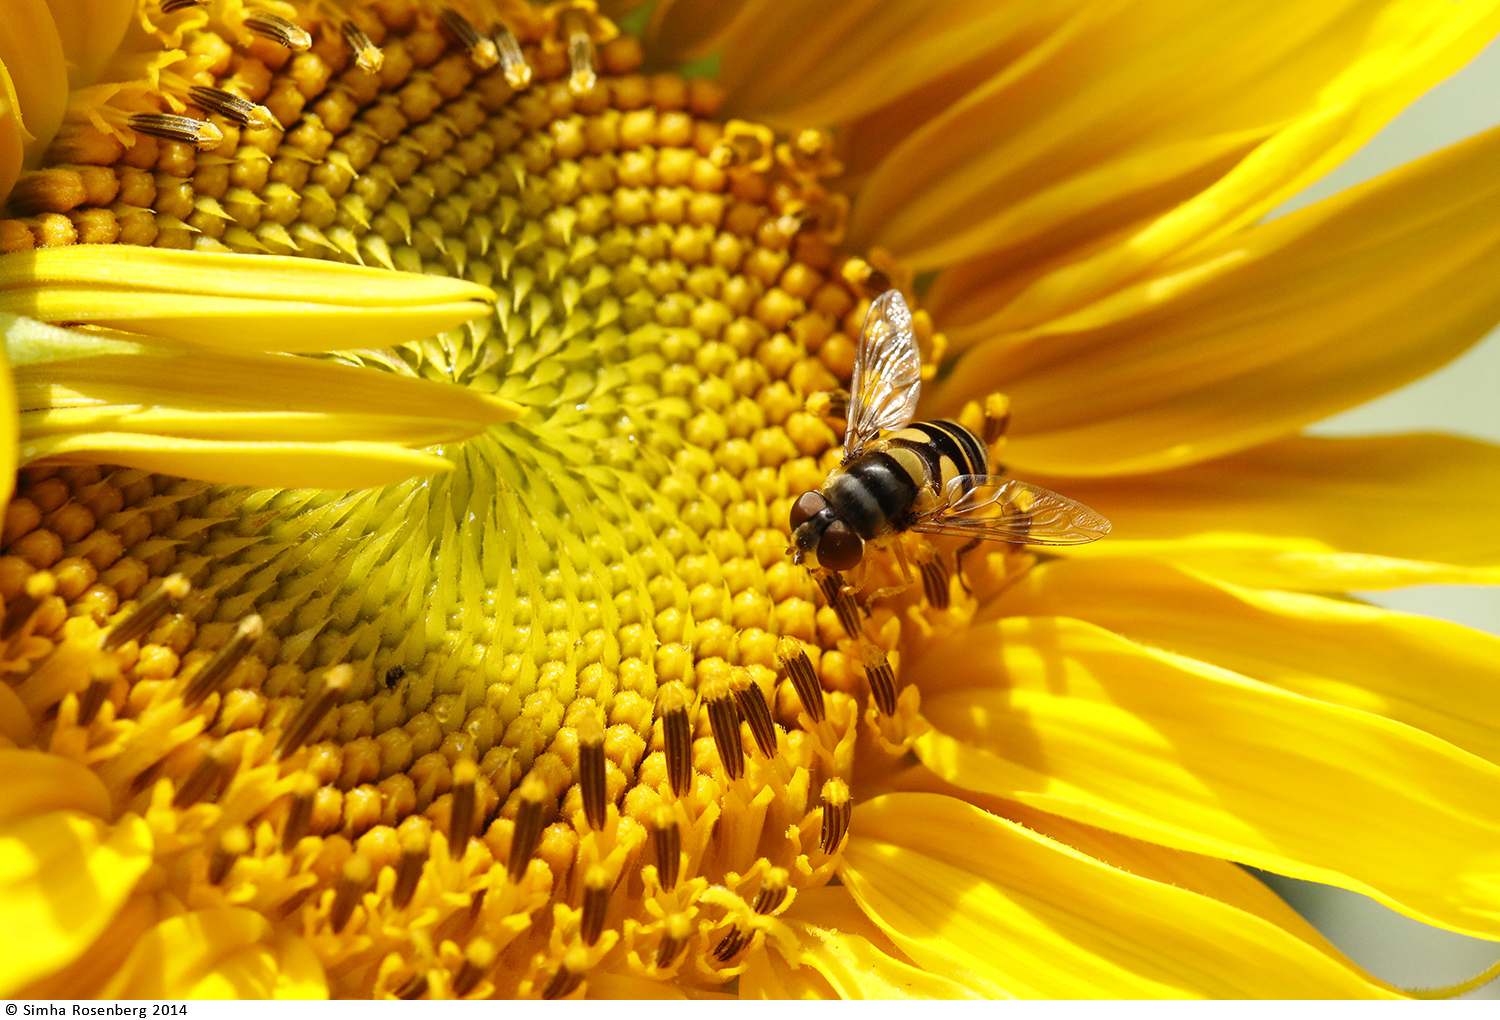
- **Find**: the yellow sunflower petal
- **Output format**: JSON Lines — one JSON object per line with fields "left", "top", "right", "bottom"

{"left": 775, "top": 886, "right": 986, "bottom": 998}
{"left": 0, "top": 58, "right": 25, "bottom": 205}
{"left": 910, "top": 616, "right": 1500, "bottom": 940}
{"left": 0, "top": 748, "right": 110, "bottom": 823}
{"left": 0, "top": 318, "right": 14, "bottom": 508}
{"left": 41, "top": 0, "right": 136, "bottom": 87}
{"left": 101, "top": 908, "right": 327, "bottom": 999}
{"left": 931, "top": 126, "right": 1500, "bottom": 475}
{"left": 840, "top": 792, "right": 1398, "bottom": 998}
{"left": 989, "top": 557, "right": 1500, "bottom": 769}
{"left": 0, "top": 0, "right": 67, "bottom": 161}
{"left": 0, "top": 811, "right": 153, "bottom": 997}
{"left": 738, "top": 945, "right": 838, "bottom": 999}
{"left": 0, "top": 246, "right": 497, "bottom": 352}
{"left": 1026, "top": 433, "right": 1500, "bottom": 589}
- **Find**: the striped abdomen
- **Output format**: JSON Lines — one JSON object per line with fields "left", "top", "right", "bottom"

{"left": 823, "top": 420, "right": 991, "bottom": 540}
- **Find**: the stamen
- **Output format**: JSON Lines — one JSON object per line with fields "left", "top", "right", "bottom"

{"left": 507, "top": 774, "right": 548, "bottom": 883}
{"left": 580, "top": 865, "right": 610, "bottom": 946}
{"left": 656, "top": 682, "right": 693, "bottom": 797}
{"left": 392, "top": 827, "right": 428, "bottom": 909}
{"left": 861, "top": 644, "right": 898, "bottom": 716}
{"left": 186, "top": 85, "right": 282, "bottom": 131}
{"left": 751, "top": 868, "right": 790, "bottom": 915}
{"left": 452, "top": 938, "right": 495, "bottom": 997}
{"left": 651, "top": 805, "right": 680, "bottom": 889}
{"left": 101, "top": 574, "right": 189, "bottom": 650}
{"left": 396, "top": 973, "right": 429, "bottom": 1000}
{"left": 776, "top": 637, "right": 825, "bottom": 723}
{"left": 492, "top": 26, "right": 531, "bottom": 89}
{"left": 711, "top": 928, "right": 747, "bottom": 962}
{"left": 242, "top": 11, "right": 312, "bottom": 51}
{"left": 448, "top": 757, "right": 476, "bottom": 860}
{"left": 126, "top": 112, "right": 223, "bottom": 151}
{"left": 577, "top": 715, "right": 607, "bottom": 830}
{"left": 183, "top": 614, "right": 263, "bottom": 707}
{"left": 541, "top": 949, "right": 587, "bottom": 1000}
{"left": 841, "top": 258, "right": 894, "bottom": 297}
{"left": 440, "top": 7, "right": 498, "bottom": 70}
{"left": 209, "top": 824, "right": 250, "bottom": 885}
{"left": 281, "top": 773, "right": 318, "bottom": 852}
{"left": 274, "top": 664, "right": 352, "bottom": 760}
{"left": 920, "top": 554, "right": 951, "bottom": 610}
{"left": 76, "top": 662, "right": 117, "bottom": 725}
{"left": 703, "top": 677, "right": 744, "bottom": 781}
{"left": 2, "top": 570, "right": 54, "bottom": 640}
{"left": 560, "top": 10, "right": 596, "bottom": 94}
{"left": 729, "top": 669, "right": 777, "bottom": 759}
{"left": 330, "top": 855, "right": 371, "bottom": 933}
{"left": 173, "top": 742, "right": 234, "bottom": 808}
{"left": 655, "top": 912, "right": 692, "bottom": 970}
{"left": 820, "top": 778, "right": 852, "bottom": 854}
{"left": 340, "top": 20, "right": 384, "bottom": 74}
{"left": 817, "top": 571, "right": 862, "bottom": 638}
{"left": 159, "top": 0, "right": 206, "bottom": 12}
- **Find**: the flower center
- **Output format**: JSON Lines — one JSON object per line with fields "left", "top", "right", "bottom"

{"left": 0, "top": 0, "right": 1017, "bottom": 998}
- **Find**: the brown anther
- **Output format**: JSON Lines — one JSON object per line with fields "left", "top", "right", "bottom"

{"left": 861, "top": 644, "right": 898, "bottom": 716}
{"left": 507, "top": 774, "right": 548, "bottom": 883}
{"left": 651, "top": 804, "right": 680, "bottom": 889}
{"left": 209, "top": 824, "right": 250, "bottom": 885}
{"left": 982, "top": 393, "right": 1012, "bottom": 446}
{"left": 492, "top": 26, "right": 531, "bottom": 89}
{"left": 820, "top": 778, "right": 852, "bottom": 854}
{"left": 183, "top": 614, "right": 263, "bottom": 707}
{"left": 776, "top": 637, "right": 825, "bottom": 723}
{"left": 340, "top": 20, "right": 383, "bottom": 73}
{"left": 712, "top": 928, "right": 748, "bottom": 962}
{"left": 281, "top": 773, "right": 318, "bottom": 852}
{"left": 101, "top": 573, "right": 189, "bottom": 651}
{"left": 440, "top": 7, "right": 498, "bottom": 69}
{"left": 580, "top": 865, "right": 610, "bottom": 946}
{"left": 392, "top": 828, "right": 428, "bottom": 909}
{"left": 330, "top": 854, "right": 372, "bottom": 933}
{"left": 77, "top": 662, "right": 118, "bottom": 725}
{"left": 242, "top": 11, "right": 311, "bottom": 51}
{"left": 452, "top": 938, "right": 495, "bottom": 997}
{"left": 541, "top": 956, "right": 584, "bottom": 1000}
{"left": 841, "top": 258, "right": 893, "bottom": 297}
{"left": 711, "top": 134, "right": 764, "bottom": 170}
{"left": 128, "top": 112, "right": 223, "bottom": 150}
{"left": 920, "top": 554, "right": 951, "bottom": 611}
{"left": 817, "top": 571, "right": 863, "bottom": 638}
{"left": 656, "top": 682, "right": 693, "bottom": 797}
{"left": 2, "top": 570, "right": 55, "bottom": 640}
{"left": 577, "top": 715, "right": 607, "bottom": 830}
{"left": 655, "top": 913, "right": 692, "bottom": 970}
{"left": 273, "top": 664, "right": 351, "bottom": 760}
{"left": 159, "top": 0, "right": 205, "bottom": 12}
{"left": 396, "top": 973, "right": 429, "bottom": 1000}
{"left": 729, "top": 669, "right": 777, "bottom": 759}
{"left": 703, "top": 677, "right": 744, "bottom": 782}
{"left": 448, "top": 757, "right": 477, "bottom": 860}
{"left": 173, "top": 742, "right": 235, "bottom": 808}
{"left": 186, "top": 85, "right": 281, "bottom": 131}
{"left": 752, "top": 867, "right": 790, "bottom": 915}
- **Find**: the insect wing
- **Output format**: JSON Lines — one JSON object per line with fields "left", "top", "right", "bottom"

{"left": 911, "top": 475, "right": 1112, "bottom": 546}
{"left": 845, "top": 289, "right": 922, "bottom": 460}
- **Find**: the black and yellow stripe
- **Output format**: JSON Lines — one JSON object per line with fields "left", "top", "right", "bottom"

{"left": 823, "top": 419, "right": 991, "bottom": 540}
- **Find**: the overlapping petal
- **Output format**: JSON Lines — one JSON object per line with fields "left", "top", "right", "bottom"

{"left": 909, "top": 617, "right": 1500, "bottom": 939}
{"left": 0, "top": 0, "right": 67, "bottom": 164}
{"left": 838, "top": 793, "right": 1399, "bottom": 998}
{"left": 854, "top": 0, "right": 1500, "bottom": 275}
{"left": 1024, "top": 434, "right": 1500, "bottom": 589}
{"left": 930, "top": 126, "right": 1500, "bottom": 475}
{"left": 986, "top": 557, "right": 1500, "bottom": 767}
{"left": 100, "top": 909, "right": 327, "bottom": 998}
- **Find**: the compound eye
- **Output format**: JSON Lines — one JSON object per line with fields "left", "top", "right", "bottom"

{"left": 818, "top": 521, "right": 863, "bottom": 571}
{"left": 789, "top": 492, "right": 827, "bottom": 531}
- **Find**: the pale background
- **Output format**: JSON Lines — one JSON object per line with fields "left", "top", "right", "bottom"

{"left": 1264, "top": 35, "right": 1500, "bottom": 998}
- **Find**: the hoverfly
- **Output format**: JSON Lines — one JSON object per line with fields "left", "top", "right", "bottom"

{"left": 789, "top": 290, "right": 1110, "bottom": 591}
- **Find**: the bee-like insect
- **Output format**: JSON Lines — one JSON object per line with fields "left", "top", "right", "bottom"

{"left": 789, "top": 290, "right": 1111, "bottom": 589}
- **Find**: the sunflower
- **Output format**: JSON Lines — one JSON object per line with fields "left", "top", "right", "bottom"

{"left": 1, "top": 0, "right": 1499, "bottom": 1000}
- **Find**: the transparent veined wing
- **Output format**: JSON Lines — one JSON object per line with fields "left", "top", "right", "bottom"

{"left": 910, "top": 475, "right": 1112, "bottom": 546}
{"left": 845, "top": 289, "right": 921, "bottom": 460}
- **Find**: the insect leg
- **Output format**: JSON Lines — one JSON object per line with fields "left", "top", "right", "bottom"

{"left": 954, "top": 537, "right": 984, "bottom": 595}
